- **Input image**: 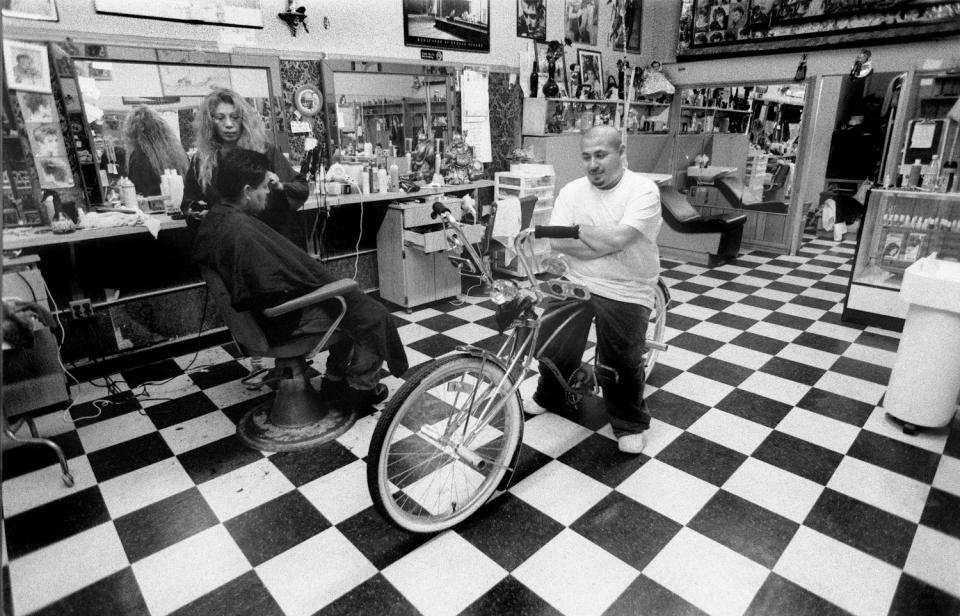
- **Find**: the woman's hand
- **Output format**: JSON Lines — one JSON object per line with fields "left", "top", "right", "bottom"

{"left": 266, "top": 171, "right": 283, "bottom": 191}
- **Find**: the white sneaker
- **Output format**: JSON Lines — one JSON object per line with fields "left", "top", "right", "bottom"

{"left": 617, "top": 433, "right": 646, "bottom": 454}
{"left": 525, "top": 398, "right": 550, "bottom": 416}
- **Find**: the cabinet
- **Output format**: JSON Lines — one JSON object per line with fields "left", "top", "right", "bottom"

{"left": 843, "top": 189, "right": 960, "bottom": 329}
{"left": 491, "top": 169, "right": 555, "bottom": 276}
{"left": 377, "top": 196, "right": 484, "bottom": 309}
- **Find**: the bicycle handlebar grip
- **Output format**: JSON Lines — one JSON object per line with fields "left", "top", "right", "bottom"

{"left": 431, "top": 201, "right": 451, "bottom": 219}
{"left": 534, "top": 225, "right": 580, "bottom": 239}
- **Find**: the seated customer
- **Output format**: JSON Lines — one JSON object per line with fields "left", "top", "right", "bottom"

{"left": 192, "top": 149, "right": 408, "bottom": 405}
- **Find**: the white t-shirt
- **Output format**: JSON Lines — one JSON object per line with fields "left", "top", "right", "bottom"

{"left": 550, "top": 170, "right": 661, "bottom": 307}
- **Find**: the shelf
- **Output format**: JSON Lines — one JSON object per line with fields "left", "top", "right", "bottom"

{"left": 537, "top": 97, "right": 670, "bottom": 107}
{"left": 681, "top": 105, "right": 752, "bottom": 113}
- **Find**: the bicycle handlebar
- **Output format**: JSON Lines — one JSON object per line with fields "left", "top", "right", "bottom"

{"left": 431, "top": 201, "right": 450, "bottom": 219}
{"left": 534, "top": 225, "right": 580, "bottom": 239}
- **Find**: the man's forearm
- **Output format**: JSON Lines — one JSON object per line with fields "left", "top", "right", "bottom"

{"left": 550, "top": 237, "right": 617, "bottom": 260}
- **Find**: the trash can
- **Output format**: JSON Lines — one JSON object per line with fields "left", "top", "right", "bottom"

{"left": 884, "top": 258, "right": 960, "bottom": 433}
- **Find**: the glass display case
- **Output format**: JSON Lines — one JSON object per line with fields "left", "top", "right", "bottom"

{"left": 844, "top": 189, "right": 960, "bottom": 328}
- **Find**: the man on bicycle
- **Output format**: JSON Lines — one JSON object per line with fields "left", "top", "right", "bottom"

{"left": 528, "top": 126, "right": 661, "bottom": 454}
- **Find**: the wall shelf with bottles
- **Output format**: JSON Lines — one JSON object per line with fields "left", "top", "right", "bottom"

{"left": 522, "top": 97, "right": 672, "bottom": 136}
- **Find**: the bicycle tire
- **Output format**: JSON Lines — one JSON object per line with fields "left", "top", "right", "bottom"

{"left": 644, "top": 282, "right": 669, "bottom": 378}
{"left": 367, "top": 353, "right": 523, "bottom": 533}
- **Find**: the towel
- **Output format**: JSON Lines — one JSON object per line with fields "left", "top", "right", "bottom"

{"left": 491, "top": 196, "right": 522, "bottom": 261}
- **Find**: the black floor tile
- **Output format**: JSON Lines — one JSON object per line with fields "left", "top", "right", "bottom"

{"left": 661, "top": 269, "right": 694, "bottom": 281}
{"left": 789, "top": 295, "right": 838, "bottom": 311}
{"left": 571, "top": 491, "right": 682, "bottom": 571}
{"left": 31, "top": 567, "right": 150, "bottom": 616}
{"left": 718, "top": 281, "right": 762, "bottom": 295}
{"left": 644, "top": 390, "right": 710, "bottom": 430}
{"left": 804, "top": 488, "right": 916, "bottom": 568}
{"left": 767, "top": 280, "right": 807, "bottom": 295}
{"left": 740, "top": 295, "right": 785, "bottom": 311}
{"left": 671, "top": 280, "right": 714, "bottom": 295}
{"left": 855, "top": 330, "right": 901, "bottom": 352}
{"left": 177, "top": 435, "right": 264, "bottom": 484}
{"left": 143, "top": 391, "right": 219, "bottom": 430}
{"left": 796, "top": 387, "right": 875, "bottom": 427}
{"left": 730, "top": 331, "right": 788, "bottom": 355}
{"left": 605, "top": 574, "right": 708, "bottom": 616}
{"left": 744, "top": 573, "right": 848, "bottom": 616}
{"left": 121, "top": 359, "right": 184, "bottom": 388}
{"left": 416, "top": 313, "right": 470, "bottom": 332}
{"left": 687, "top": 295, "right": 734, "bottom": 312}
{"left": 336, "top": 507, "right": 432, "bottom": 570}
{"left": 665, "top": 313, "right": 700, "bottom": 332}
{"left": 920, "top": 488, "right": 960, "bottom": 540}
{"left": 655, "top": 432, "right": 747, "bottom": 486}
{"left": 171, "top": 570, "right": 284, "bottom": 616}
{"left": 557, "top": 433, "right": 649, "bottom": 487}
{"left": 317, "top": 573, "right": 420, "bottom": 616}
{"left": 760, "top": 357, "right": 826, "bottom": 387}
{"left": 763, "top": 311, "right": 815, "bottom": 331}
{"left": 700, "top": 269, "right": 739, "bottom": 281}
{"left": 792, "top": 331, "right": 851, "bottom": 355}
{"left": 507, "top": 444, "right": 553, "bottom": 487}
{"left": 269, "top": 440, "right": 358, "bottom": 487}
{"left": 646, "top": 362, "right": 683, "bottom": 388}
{"left": 86, "top": 432, "right": 173, "bottom": 483}
{"left": 69, "top": 390, "right": 141, "bottom": 427}
{"left": 812, "top": 280, "right": 848, "bottom": 294}
{"left": 706, "top": 311, "right": 758, "bottom": 331}
{"left": 830, "top": 356, "right": 892, "bottom": 386}
{"left": 4, "top": 486, "right": 110, "bottom": 559}
{"left": 461, "top": 575, "right": 561, "bottom": 616}
{"left": 219, "top": 394, "right": 272, "bottom": 425}
{"left": 887, "top": 572, "right": 960, "bottom": 616}
{"left": 2, "top": 566, "right": 11, "bottom": 616}
{"left": 456, "top": 493, "right": 564, "bottom": 571}
{"left": 1, "top": 429, "right": 84, "bottom": 480}
{"left": 688, "top": 357, "right": 753, "bottom": 387}
{"left": 187, "top": 360, "right": 249, "bottom": 390}
{"left": 689, "top": 490, "right": 798, "bottom": 568}
{"left": 752, "top": 431, "right": 843, "bottom": 485}
{"left": 715, "top": 389, "right": 793, "bottom": 428}
{"left": 224, "top": 491, "right": 330, "bottom": 567}
{"left": 847, "top": 430, "right": 940, "bottom": 484}
{"left": 790, "top": 269, "right": 828, "bottom": 281}
{"left": 114, "top": 487, "right": 219, "bottom": 563}
{"left": 667, "top": 332, "right": 725, "bottom": 356}
{"left": 744, "top": 269, "right": 781, "bottom": 281}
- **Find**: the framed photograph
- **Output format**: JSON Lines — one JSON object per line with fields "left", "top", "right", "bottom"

{"left": 158, "top": 65, "right": 231, "bottom": 97}
{"left": 517, "top": 0, "right": 546, "bottom": 41}
{"left": 294, "top": 84, "right": 323, "bottom": 117}
{"left": 16, "top": 92, "right": 55, "bottom": 123}
{"left": 403, "top": 0, "right": 490, "bottom": 53}
{"left": 26, "top": 122, "right": 67, "bottom": 158}
{"left": 93, "top": 0, "right": 263, "bottom": 28}
{"left": 34, "top": 156, "right": 73, "bottom": 189}
{"left": 566, "top": 0, "right": 599, "bottom": 45}
{"left": 678, "top": 0, "right": 960, "bottom": 59}
{"left": 3, "top": 40, "right": 51, "bottom": 94}
{"left": 608, "top": 0, "right": 642, "bottom": 52}
{"left": 577, "top": 49, "right": 603, "bottom": 99}
{"left": 2, "top": 0, "right": 59, "bottom": 21}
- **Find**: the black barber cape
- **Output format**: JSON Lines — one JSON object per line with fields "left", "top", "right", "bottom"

{"left": 192, "top": 204, "right": 408, "bottom": 376}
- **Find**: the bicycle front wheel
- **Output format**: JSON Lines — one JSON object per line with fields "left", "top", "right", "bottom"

{"left": 645, "top": 281, "right": 669, "bottom": 378}
{"left": 367, "top": 354, "right": 523, "bottom": 533}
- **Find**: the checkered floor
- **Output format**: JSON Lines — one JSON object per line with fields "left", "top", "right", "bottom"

{"left": 3, "top": 236, "right": 960, "bottom": 616}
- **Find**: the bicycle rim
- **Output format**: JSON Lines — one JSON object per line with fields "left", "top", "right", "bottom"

{"left": 645, "top": 284, "right": 668, "bottom": 378}
{"left": 367, "top": 354, "right": 523, "bottom": 533}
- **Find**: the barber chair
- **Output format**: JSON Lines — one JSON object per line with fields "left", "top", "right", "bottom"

{"left": 200, "top": 267, "right": 360, "bottom": 452}
{"left": 762, "top": 162, "right": 791, "bottom": 203}
{"left": 657, "top": 186, "right": 747, "bottom": 267}
{"left": 714, "top": 171, "right": 789, "bottom": 214}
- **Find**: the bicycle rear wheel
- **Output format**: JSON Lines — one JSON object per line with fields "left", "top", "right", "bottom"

{"left": 644, "top": 281, "right": 669, "bottom": 378}
{"left": 367, "top": 354, "right": 523, "bottom": 533}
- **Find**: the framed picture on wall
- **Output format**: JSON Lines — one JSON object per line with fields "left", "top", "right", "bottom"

{"left": 93, "top": 0, "right": 263, "bottom": 28}
{"left": 2, "top": 0, "right": 58, "bottom": 21}
{"left": 577, "top": 49, "right": 603, "bottom": 99}
{"left": 403, "top": 0, "right": 490, "bottom": 53}
{"left": 566, "top": 0, "right": 599, "bottom": 45}
{"left": 608, "top": 0, "right": 642, "bottom": 52}
{"left": 517, "top": 0, "right": 546, "bottom": 41}
{"left": 3, "top": 40, "right": 52, "bottom": 94}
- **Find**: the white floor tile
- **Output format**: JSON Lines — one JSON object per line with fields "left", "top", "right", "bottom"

{"left": 335, "top": 414, "right": 379, "bottom": 459}
{"left": 159, "top": 410, "right": 237, "bottom": 455}
{"left": 703, "top": 288, "right": 747, "bottom": 303}
{"left": 383, "top": 531, "right": 506, "bottom": 616}
{"left": 67, "top": 379, "right": 129, "bottom": 406}
{"left": 774, "top": 526, "right": 901, "bottom": 616}
{"left": 640, "top": 418, "right": 684, "bottom": 458}
{"left": 814, "top": 372, "right": 886, "bottom": 407}
{"left": 670, "top": 302, "right": 720, "bottom": 322}
{"left": 657, "top": 345, "right": 705, "bottom": 371}
{"left": 193, "top": 378, "right": 266, "bottom": 410}
{"left": 397, "top": 323, "right": 439, "bottom": 345}
{"left": 521, "top": 412, "right": 593, "bottom": 458}
{"left": 443, "top": 323, "right": 499, "bottom": 344}
{"left": 76, "top": 410, "right": 156, "bottom": 453}
{"left": 687, "top": 409, "right": 772, "bottom": 456}
{"left": 643, "top": 527, "right": 768, "bottom": 616}
{"left": 617, "top": 459, "right": 718, "bottom": 525}
{"left": 746, "top": 320, "right": 802, "bottom": 342}
{"left": 777, "top": 302, "right": 828, "bottom": 321}
{"left": 775, "top": 407, "right": 860, "bottom": 454}
{"left": 687, "top": 321, "right": 743, "bottom": 342}
{"left": 397, "top": 307, "right": 443, "bottom": 323}
{"left": 447, "top": 303, "right": 495, "bottom": 322}
{"left": 174, "top": 346, "right": 237, "bottom": 369}
{"left": 862, "top": 407, "right": 949, "bottom": 454}
{"left": 933, "top": 455, "right": 960, "bottom": 498}
{"left": 660, "top": 372, "right": 734, "bottom": 408}
{"left": 511, "top": 460, "right": 611, "bottom": 525}
{"left": 753, "top": 287, "right": 796, "bottom": 304}
{"left": 827, "top": 456, "right": 930, "bottom": 523}
{"left": 513, "top": 528, "right": 638, "bottom": 616}
{"left": 197, "top": 458, "right": 295, "bottom": 521}
{"left": 776, "top": 343, "right": 842, "bottom": 369}
{"left": 904, "top": 526, "right": 960, "bottom": 598}
{"left": 2, "top": 456, "right": 97, "bottom": 518}
{"left": 801, "top": 287, "right": 845, "bottom": 303}
{"left": 842, "top": 343, "right": 897, "bottom": 369}
{"left": 722, "top": 458, "right": 824, "bottom": 524}
{"left": 258, "top": 527, "right": 378, "bottom": 616}
{"left": 99, "top": 457, "right": 196, "bottom": 519}
{"left": 136, "top": 374, "right": 202, "bottom": 408}
{"left": 738, "top": 372, "right": 810, "bottom": 406}
{"left": 133, "top": 524, "right": 250, "bottom": 616}
{"left": 299, "top": 460, "right": 372, "bottom": 525}
{"left": 724, "top": 303, "right": 773, "bottom": 321}
{"left": 807, "top": 320, "right": 863, "bottom": 342}
{"left": 710, "top": 344, "right": 771, "bottom": 370}
{"left": 9, "top": 524, "right": 126, "bottom": 613}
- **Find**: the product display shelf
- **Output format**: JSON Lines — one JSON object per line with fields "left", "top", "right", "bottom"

{"left": 522, "top": 97, "right": 672, "bottom": 136}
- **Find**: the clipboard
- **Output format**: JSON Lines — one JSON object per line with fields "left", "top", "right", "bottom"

{"left": 901, "top": 119, "right": 946, "bottom": 166}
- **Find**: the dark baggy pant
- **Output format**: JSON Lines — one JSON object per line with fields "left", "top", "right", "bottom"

{"left": 534, "top": 294, "right": 651, "bottom": 437}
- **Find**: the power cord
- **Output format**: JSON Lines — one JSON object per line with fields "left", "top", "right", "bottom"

{"left": 343, "top": 176, "right": 364, "bottom": 281}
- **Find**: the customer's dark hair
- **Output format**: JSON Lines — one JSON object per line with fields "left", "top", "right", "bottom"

{"left": 216, "top": 148, "right": 270, "bottom": 199}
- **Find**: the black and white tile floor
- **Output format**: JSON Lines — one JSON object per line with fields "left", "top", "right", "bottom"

{"left": 3, "top": 236, "right": 959, "bottom": 616}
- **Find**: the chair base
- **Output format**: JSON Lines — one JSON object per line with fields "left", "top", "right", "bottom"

{"left": 237, "top": 401, "right": 357, "bottom": 452}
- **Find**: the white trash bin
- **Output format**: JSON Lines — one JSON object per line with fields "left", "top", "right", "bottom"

{"left": 884, "top": 258, "right": 960, "bottom": 433}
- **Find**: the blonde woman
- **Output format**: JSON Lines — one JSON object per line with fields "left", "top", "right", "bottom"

{"left": 122, "top": 105, "right": 189, "bottom": 196}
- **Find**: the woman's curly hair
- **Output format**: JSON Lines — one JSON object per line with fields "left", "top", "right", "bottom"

{"left": 194, "top": 88, "right": 268, "bottom": 191}
{"left": 122, "top": 105, "right": 189, "bottom": 180}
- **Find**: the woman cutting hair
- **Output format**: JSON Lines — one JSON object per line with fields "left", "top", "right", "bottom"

{"left": 123, "top": 105, "right": 189, "bottom": 196}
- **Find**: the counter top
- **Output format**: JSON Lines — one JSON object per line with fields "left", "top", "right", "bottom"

{"left": 303, "top": 180, "right": 494, "bottom": 211}
{"left": 872, "top": 188, "right": 960, "bottom": 200}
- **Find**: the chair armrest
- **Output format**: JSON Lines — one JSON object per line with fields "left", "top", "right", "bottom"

{"left": 737, "top": 201, "right": 789, "bottom": 214}
{"left": 263, "top": 279, "right": 360, "bottom": 317}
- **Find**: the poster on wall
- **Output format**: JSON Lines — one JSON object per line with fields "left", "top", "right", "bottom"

{"left": 677, "top": 0, "right": 960, "bottom": 59}
{"left": 565, "top": 0, "right": 599, "bottom": 45}
{"left": 3, "top": 40, "right": 52, "bottom": 94}
{"left": 517, "top": 0, "right": 546, "bottom": 41}
{"left": 2, "top": 0, "right": 59, "bottom": 21}
{"left": 159, "top": 65, "right": 232, "bottom": 97}
{"left": 403, "top": 0, "right": 491, "bottom": 53}
{"left": 608, "top": 0, "right": 642, "bottom": 52}
{"left": 93, "top": 0, "right": 263, "bottom": 28}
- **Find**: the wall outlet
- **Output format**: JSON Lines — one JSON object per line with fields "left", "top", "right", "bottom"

{"left": 69, "top": 299, "right": 94, "bottom": 320}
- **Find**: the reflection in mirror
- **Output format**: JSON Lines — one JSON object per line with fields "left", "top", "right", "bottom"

{"left": 72, "top": 60, "right": 272, "bottom": 196}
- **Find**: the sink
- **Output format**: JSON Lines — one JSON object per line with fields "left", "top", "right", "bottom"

{"left": 900, "top": 257, "right": 960, "bottom": 313}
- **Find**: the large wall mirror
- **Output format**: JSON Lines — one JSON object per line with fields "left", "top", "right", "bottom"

{"left": 324, "top": 60, "right": 458, "bottom": 174}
